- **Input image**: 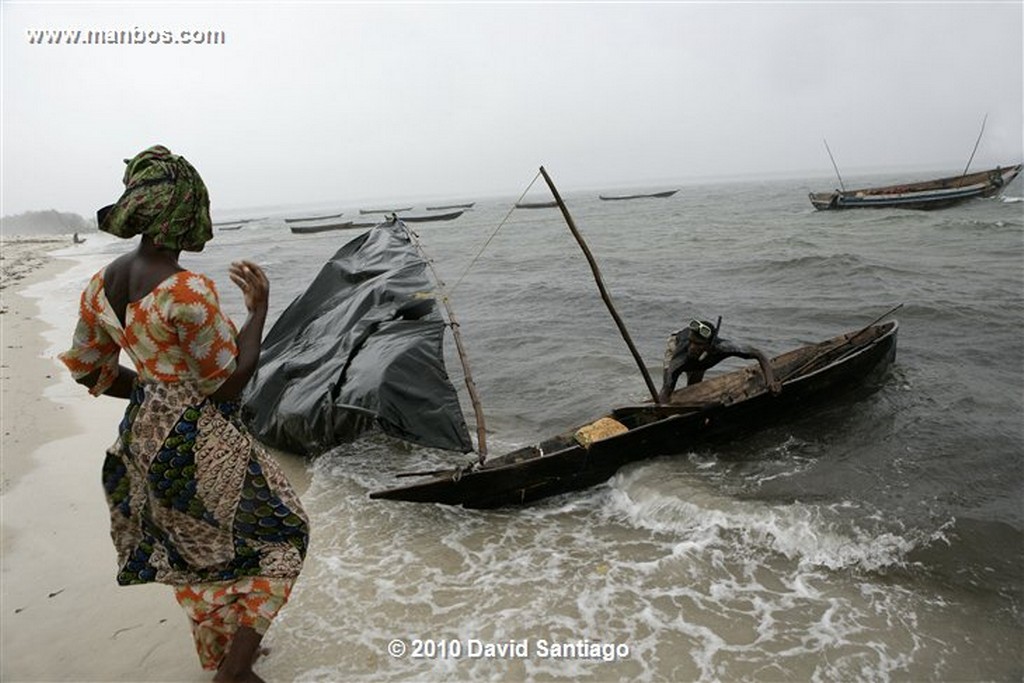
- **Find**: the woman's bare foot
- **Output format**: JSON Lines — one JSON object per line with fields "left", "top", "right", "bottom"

{"left": 213, "top": 627, "right": 267, "bottom": 683}
{"left": 213, "top": 670, "right": 264, "bottom": 683}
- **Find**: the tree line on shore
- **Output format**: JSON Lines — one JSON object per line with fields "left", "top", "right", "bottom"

{"left": 1, "top": 210, "right": 94, "bottom": 236}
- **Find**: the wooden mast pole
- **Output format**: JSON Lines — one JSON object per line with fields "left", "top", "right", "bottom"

{"left": 823, "top": 138, "right": 846, "bottom": 191}
{"left": 961, "top": 113, "right": 987, "bottom": 179}
{"left": 400, "top": 220, "right": 488, "bottom": 459}
{"left": 538, "top": 166, "right": 661, "bottom": 404}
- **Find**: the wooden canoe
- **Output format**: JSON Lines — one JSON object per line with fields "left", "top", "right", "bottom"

{"left": 284, "top": 212, "right": 344, "bottom": 223}
{"left": 809, "top": 164, "right": 1021, "bottom": 210}
{"left": 426, "top": 202, "right": 475, "bottom": 210}
{"left": 359, "top": 207, "right": 412, "bottom": 215}
{"left": 598, "top": 189, "right": 679, "bottom": 201}
{"left": 399, "top": 210, "right": 465, "bottom": 223}
{"left": 370, "top": 320, "right": 898, "bottom": 508}
{"left": 289, "top": 221, "right": 356, "bottom": 235}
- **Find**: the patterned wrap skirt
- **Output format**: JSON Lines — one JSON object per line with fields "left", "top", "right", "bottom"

{"left": 104, "top": 380, "right": 309, "bottom": 669}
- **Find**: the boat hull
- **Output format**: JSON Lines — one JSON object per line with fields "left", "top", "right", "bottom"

{"left": 289, "top": 221, "right": 355, "bottom": 234}
{"left": 398, "top": 210, "right": 465, "bottom": 223}
{"left": 598, "top": 190, "right": 679, "bottom": 201}
{"left": 359, "top": 207, "right": 412, "bottom": 215}
{"left": 370, "top": 321, "right": 899, "bottom": 508}
{"left": 426, "top": 202, "right": 475, "bottom": 210}
{"left": 284, "top": 212, "right": 343, "bottom": 223}
{"left": 809, "top": 163, "right": 1021, "bottom": 210}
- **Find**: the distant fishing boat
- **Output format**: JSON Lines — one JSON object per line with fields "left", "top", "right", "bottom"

{"left": 284, "top": 212, "right": 344, "bottom": 223}
{"left": 289, "top": 221, "right": 357, "bottom": 235}
{"left": 399, "top": 210, "right": 465, "bottom": 223}
{"left": 218, "top": 224, "right": 244, "bottom": 231}
{"left": 515, "top": 200, "right": 558, "bottom": 209}
{"left": 213, "top": 218, "right": 259, "bottom": 227}
{"left": 359, "top": 207, "right": 412, "bottom": 215}
{"left": 598, "top": 189, "right": 679, "bottom": 201}
{"left": 426, "top": 202, "right": 475, "bottom": 210}
{"left": 809, "top": 164, "right": 1022, "bottom": 211}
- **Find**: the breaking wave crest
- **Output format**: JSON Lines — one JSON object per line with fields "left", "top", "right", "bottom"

{"left": 605, "top": 464, "right": 920, "bottom": 573}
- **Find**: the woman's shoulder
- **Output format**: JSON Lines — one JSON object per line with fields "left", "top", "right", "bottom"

{"left": 80, "top": 267, "right": 108, "bottom": 299}
{"left": 143, "top": 271, "right": 224, "bottom": 325}
{"left": 165, "top": 270, "right": 222, "bottom": 302}
{"left": 87, "top": 267, "right": 106, "bottom": 285}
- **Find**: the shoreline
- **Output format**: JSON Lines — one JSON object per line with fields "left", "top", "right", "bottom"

{"left": 1, "top": 249, "right": 79, "bottom": 493}
{"left": 0, "top": 240, "right": 310, "bottom": 682}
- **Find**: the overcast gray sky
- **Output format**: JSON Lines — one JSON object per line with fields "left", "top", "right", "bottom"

{"left": 2, "top": 2, "right": 1021, "bottom": 217}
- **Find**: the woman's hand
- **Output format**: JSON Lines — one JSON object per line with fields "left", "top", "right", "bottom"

{"left": 210, "top": 261, "right": 270, "bottom": 401}
{"left": 229, "top": 260, "right": 269, "bottom": 314}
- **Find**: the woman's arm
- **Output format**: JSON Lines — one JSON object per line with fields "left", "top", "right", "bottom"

{"left": 209, "top": 261, "right": 269, "bottom": 402}
{"left": 75, "top": 365, "right": 138, "bottom": 399}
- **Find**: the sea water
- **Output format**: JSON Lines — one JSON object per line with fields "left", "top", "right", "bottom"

{"left": 36, "top": 171, "right": 1023, "bottom": 681}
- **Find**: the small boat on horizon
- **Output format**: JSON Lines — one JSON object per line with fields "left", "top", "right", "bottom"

{"left": 515, "top": 200, "right": 558, "bottom": 209}
{"left": 399, "top": 210, "right": 465, "bottom": 223}
{"left": 359, "top": 207, "right": 412, "bottom": 215}
{"left": 809, "top": 163, "right": 1022, "bottom": 210}
{"left": 284, "top": 212, "right": 344, "bottom": 223}
{"left": 289, "top": 220, "right": 358, "bottom": 235}
{"left": 426, "top": 202, "right": 475, "bottom": 210}
{"left": 598, "top": 189, "right": 679, "bottom": 201}
{"left": 213, "top": 217, "right": 260, "bottom": 227}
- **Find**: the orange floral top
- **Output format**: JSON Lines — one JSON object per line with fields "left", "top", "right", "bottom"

{"left": 60, "top": 270, "right": 239, "bottom": 396}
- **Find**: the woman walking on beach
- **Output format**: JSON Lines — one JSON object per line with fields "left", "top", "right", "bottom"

{"left": 59, "top": 145, "right": 308, "bottom": 683}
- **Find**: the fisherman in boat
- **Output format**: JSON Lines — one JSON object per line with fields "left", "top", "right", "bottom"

{"left": 658, "top": 318, "right": 782, "bottom": 403}
{"left": 990, "top": 166, "right": 1004, "bottom": 187}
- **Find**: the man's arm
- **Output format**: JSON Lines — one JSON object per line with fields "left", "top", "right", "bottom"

{"left": 729, "top": 344, "right": 782, "bottom": 395}
{"left": 658, "top": 334, "right": 688, "bottom": 403}
{"left": 714, "top": 338, "right": 782, "bottom": 395}
{"left": 659, "top": 361, "right": 683, "bottom": 403}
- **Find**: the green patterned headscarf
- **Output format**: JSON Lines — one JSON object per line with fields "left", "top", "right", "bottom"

{"left": 98, "top": 145, "right": 212, "bottom": 252}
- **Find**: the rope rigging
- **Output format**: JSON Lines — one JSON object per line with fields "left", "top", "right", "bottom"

{"left": 449, "top": 170, "right": 541, "bottom": 294}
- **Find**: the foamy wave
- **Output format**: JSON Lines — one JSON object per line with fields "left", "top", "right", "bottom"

{"left": 606, "top": 466, "right": 916, "bottom": 573}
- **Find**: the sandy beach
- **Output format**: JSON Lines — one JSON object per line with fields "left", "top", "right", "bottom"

{"left": 1, "top": 239, "right": 309, "bottom": 683}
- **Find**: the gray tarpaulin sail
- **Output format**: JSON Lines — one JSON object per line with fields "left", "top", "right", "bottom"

{"left": 241, "top": 220, "right": 474, "bottom": 456}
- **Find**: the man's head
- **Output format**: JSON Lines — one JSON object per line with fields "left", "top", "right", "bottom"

{"left": 687, "top": 319, "right": 716, "bottom": 346}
